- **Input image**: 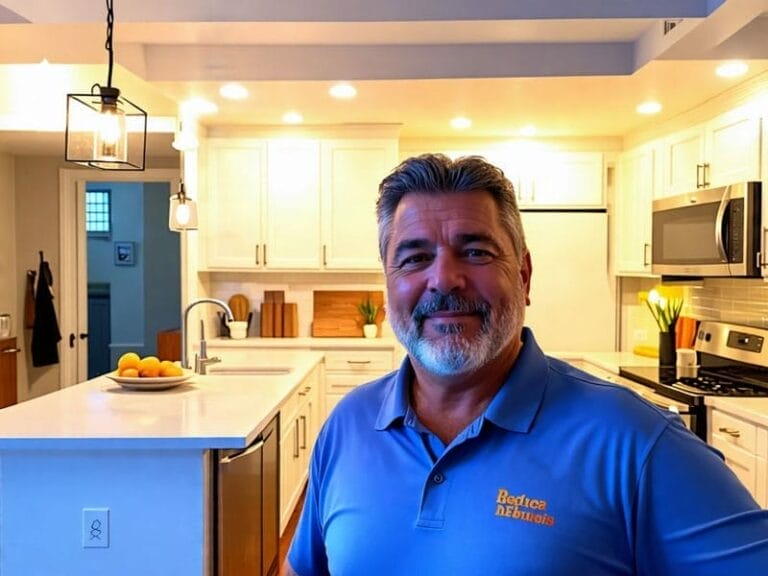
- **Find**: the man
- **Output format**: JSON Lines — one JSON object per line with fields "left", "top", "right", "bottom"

{"left": 285, "top": 154, "right": 768, "bottom": 575}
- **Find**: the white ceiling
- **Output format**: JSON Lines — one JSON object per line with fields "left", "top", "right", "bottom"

{"left": 1, "top": 0, "right": 768, "bottom": 156}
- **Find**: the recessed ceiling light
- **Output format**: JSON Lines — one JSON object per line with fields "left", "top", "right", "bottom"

{"left": 636, "top": 100, "right": 662, "bottom": 115}
{"left": 716, "top": 60, "right": 748, "bottom": 78}
{"left": 329, "top": 83, "right": 357, "bottom": 99}
{"left": 219, "top": 83, "right": 249, "bottom": 100}
{"left": 282, "top": 111, "right": 304, "bottom": 124}
{"left": 181, "top": 97, "right": 218, "bottom": 116}
{"left": 450, "top": 116, "right": 472, "bottom": 130}
{"left": 519, "top": 124, "right": 537, "bottom": 137}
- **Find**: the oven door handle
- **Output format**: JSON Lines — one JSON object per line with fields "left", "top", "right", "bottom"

{"left": 714, "top": 184, "right": 731, "bottom": 263}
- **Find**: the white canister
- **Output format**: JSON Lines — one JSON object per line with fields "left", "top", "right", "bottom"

{"left": 0, "top": 314, "right": 10, "bottom": 338}
{"left": 676, "top": 348, "right": 699, "bottom": 380}
{"left": 229, "top": 321, "right": 248, "bottom": 340}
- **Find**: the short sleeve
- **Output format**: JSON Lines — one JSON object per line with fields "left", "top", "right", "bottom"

{"left": 635, "top": 420, "right": 768, "bottom": 575}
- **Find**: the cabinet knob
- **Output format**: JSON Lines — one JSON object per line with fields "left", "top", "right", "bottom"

{"left": 1, "top": 348, "right": 21, "bottom": 354}
{"left": 718, "top": 426, "right": 741, "bottom": 438}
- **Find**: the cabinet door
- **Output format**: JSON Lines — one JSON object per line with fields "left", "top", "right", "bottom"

{"left": 321, "top": 139, "right": 398, "bottom": 269}
{"left": 265, "top": 140, "right": 322, "bottom": 269}
{"left": 615, "top": 144, "right": 655, "bottom": 275}
{"left": 521, "top": 152, "right": 604, "bottom": 207}
{"left": 707, "top": 113, "right": 761, "bottom": 186}
{"left": 661, "top": 125, "right": 706, "bottom": 197}
{"left": 0, "top": 337, "right": 18, "bottom": 408}
{"left": 205, "top": 140, "right": 267, "bottom": 269}
{"left": 279, "top": 415, "right": 301, "bottom": 534}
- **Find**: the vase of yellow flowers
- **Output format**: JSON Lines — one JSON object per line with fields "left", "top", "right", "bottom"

{"left": 641, "top": 288, "right": 683, "bottom": 367}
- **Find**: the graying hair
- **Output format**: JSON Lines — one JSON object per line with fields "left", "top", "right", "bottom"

{"left": 376, "top": 153, "right": 527, "bottom": 263}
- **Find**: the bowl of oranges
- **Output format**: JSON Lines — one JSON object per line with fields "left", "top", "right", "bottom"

{"left": 107, "top": 353, "right": 193, "bottom": 390}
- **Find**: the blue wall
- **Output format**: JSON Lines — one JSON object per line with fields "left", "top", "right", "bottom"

{"left": 87, "top": 182, "right": 180, "bottom": 368}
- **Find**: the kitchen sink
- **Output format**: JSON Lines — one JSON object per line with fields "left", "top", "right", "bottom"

{"left": 207, "top": 365, "right": 293, "bottom": 376}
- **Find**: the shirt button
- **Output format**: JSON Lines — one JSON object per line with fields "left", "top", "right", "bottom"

{"left": 432, "top": 472, "right": 445, "bottom": 484}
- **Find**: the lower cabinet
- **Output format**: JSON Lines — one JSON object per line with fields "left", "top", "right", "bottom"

{"left": 323, "top": 348, "right": 395, "bottom": 420}
{"left": 0, "top": 337, "right": 19, "bottom": 408}
{"left": 707, "top": 407, "right": 767, "bottom": 508}
{"left": 279, "top": 363, "right": 321, "bottom": 535}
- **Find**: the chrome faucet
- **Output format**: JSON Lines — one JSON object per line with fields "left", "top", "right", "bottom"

{"left": 181, "top": 298, "right": 234, "bottom": 371}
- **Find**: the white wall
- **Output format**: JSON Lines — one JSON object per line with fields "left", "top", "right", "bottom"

{"left": 0, "top": 152, "right": 15, "bottom": 326}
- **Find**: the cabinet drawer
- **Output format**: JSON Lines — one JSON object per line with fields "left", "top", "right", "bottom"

{"left": 325, "top": 373, "right": 381, "bottom": 393}
{"left": 324, "top": 350, "right": 393, "bottom": 372}
{"left": 711, "top": 409, "right": 757, "bottom": 453}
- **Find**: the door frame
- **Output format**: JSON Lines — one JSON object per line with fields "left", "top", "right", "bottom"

{"left": 59, "top": 168, "right": 181, "bottom": 387}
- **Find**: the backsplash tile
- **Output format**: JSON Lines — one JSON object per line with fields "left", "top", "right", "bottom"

{"left": 687, "top": 278, "right": 768, "bottom": 328}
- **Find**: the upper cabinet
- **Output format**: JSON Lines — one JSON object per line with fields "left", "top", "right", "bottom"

{"left": 517, "top": 151, "right": 605, "bottom": 208}
{"left": 204, "top": 139, "right": 268, "bottom": 269}
{"left": 200, "top": 135, "right": 397, "bottom": 272}
{"left": 614, "top": 142, "right": 658, "bottom": 276}
{"left": 660, "top": 110, "right": 762, "bottom": 197}
{"left": 443, "top": 148, "right": 604, "bottom": 208}
{"left": 321, "top": 139, "right": 397, "bottom": 270}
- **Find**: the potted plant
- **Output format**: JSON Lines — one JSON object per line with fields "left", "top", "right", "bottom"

{"left": 358, "top": 298, "right": 379, "bottom": 338}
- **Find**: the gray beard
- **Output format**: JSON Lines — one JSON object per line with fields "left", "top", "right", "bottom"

{"left": 390, "top": 293, "right": 522, "bottom": 376}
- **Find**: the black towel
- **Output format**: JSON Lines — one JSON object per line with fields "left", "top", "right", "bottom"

{"left": 31, "top": 258, "right": 62, "bottom": 367}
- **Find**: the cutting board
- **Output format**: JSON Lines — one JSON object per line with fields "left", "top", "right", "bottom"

{"left": 312, "top": 290, "right": 384, "bottom": 337}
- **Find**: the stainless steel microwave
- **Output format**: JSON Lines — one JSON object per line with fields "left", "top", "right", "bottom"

{"left": 651, "top": 181, "right": 762, "bottom": 277}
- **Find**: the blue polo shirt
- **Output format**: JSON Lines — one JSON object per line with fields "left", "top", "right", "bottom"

{"left": 288, "top": 329, "right": 768, "bottom": 575}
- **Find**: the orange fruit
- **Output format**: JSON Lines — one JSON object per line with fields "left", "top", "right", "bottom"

{"left": 137, "top": 356, "right": 161, "bottom": 378}
{"left": 160, "top": 361, "right": 183, "bottom": 377}
{"left": 119, "top": 367, "right": 139, "bottom": 378}
{"left": 117, "top": 352, "right": 140, "bottom": 372}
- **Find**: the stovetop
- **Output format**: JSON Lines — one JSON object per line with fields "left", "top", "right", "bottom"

{"left": 619, "top": 320, "right": 768, "bottom": 403}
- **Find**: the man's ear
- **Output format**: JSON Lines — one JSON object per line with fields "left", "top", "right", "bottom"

{"left": 521, "top": 251, "right": 532, "bottom": 306}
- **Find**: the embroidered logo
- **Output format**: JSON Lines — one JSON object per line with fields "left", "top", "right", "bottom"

{"left": 494, "top": 488, "right": 556, "bottom": 526}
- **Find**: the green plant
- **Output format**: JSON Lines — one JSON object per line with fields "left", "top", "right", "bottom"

{"left": 358, "top": 298, "right": 379, "bottom": 325}
{"left": 642, "top": 289, "right": 683, "bottom": 333}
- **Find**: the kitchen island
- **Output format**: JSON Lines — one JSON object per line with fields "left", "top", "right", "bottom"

{"left": 0, "top": 351, "right": 324, "bottom": 576}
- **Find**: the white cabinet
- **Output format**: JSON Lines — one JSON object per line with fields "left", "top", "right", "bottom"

{"left": 204, "top": 139, "right": 267, "bottom": 269}
{"left": 265, "top": 140, "right": 322, "bottom": 269}
{"left": 614, "top": 142, "right": 656, "bottom": 275}
{"left": 202, "top": 136, "right": 398, "bottom": 271}
{"left": 321, "top": 139, "right": 397, "bottom": 269}
{"left": 203, "top": 138, "right": 322, "bottom": 270}
{"left": 280, "top": 363, "right": 321, "bottom": 534}
{"left": 707, "top": 407, "right": 767, "bottom": 507}
{"left": 661, "top": 111, "right": 761, "bottom": 197}
{"left": 518, "top": 151, "right": 604, "bottom": 208}
{"left": 323, "top": 348, "right": 395, "bottom": 419}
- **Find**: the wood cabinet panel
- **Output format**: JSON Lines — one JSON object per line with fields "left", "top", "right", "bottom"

{"left": 0, "top": 337, "right": 19, "bottom": 409}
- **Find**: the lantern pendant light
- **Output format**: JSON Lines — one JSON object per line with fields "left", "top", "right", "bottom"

{"left": 65, "top": 0, "right": 147, "bottom": 170}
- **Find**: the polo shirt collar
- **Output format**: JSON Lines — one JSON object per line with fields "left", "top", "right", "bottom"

{"left": 375, "top": 328, "right": 549, "bottom": 434}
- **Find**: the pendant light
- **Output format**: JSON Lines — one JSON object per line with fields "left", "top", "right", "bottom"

{"left": 65, "top": 0, "right": 147, "bottom": 170}
{"left": 169, "top": 181, "right": 199, "bottom": 231}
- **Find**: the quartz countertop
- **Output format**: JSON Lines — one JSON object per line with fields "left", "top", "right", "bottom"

{"left": 554, "top": 351, "right": 659, "bottom": 373}
{"left": 207, "top": 336, "right": 402, "bottom": 349}
{"left": 0, "top": 352, "right": 324, "bottom": 451}
{"left": 704, "top": 396, "right": 768, "bottom": 428}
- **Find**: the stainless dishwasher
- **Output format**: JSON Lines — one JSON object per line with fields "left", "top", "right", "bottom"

{"left": 215, "top": 415, "right": 279, "bottom": 576}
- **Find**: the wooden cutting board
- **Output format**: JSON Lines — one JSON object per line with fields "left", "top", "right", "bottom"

{"left": 228, "top": 294, "right": 250, "bottom": 321}
{"left": 312, "top": 290, "right": 384, "bottom": 337}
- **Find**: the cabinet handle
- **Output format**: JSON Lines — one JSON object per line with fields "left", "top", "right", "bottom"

{"left": 1, "top": 348, "right": 21, "bottom": 354}
{"left": 263, "top": 244, "right": 268, "bottom": 266}
{"left": 702, "top": 162, "right": 710, "bottom": 188}
{"left": 696, "top": 164, "right": 703, "bottom": 188}
{"left": 323, "top": 244, "right": 327, "bottom": 267}
{"left": 293, "top": 419, "right": 300, "bottom": 458}
{"left": 346, "top": 360, "right": 371, "bottom": 365}
{"left": 718, "top": 426, "right": 741, "bottom": 438}
{"left": 255, "top": 244, "right": 260, "bottom": 265}
{"left": 643, "top": 243, "right": 651, "bottom": 267}
{"left": 300, "top": 415, "right": 307, "bottom": 449}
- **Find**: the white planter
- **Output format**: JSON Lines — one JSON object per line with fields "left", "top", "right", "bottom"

{"left": 363, "top": 324, "right": 378, "bottom": 338}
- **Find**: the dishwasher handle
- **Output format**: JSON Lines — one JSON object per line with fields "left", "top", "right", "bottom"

{"left": 219, "top": 425, "right": 275, "bottom": 465}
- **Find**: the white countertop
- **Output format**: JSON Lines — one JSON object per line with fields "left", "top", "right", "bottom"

{"left": 0, "top": 352, "right": 324, "bottom": 451}
{"left": 705, "top": 396, "right": 768, "bottom": 428}
{"left": 207, "top": 336, "right": 402, "bottom": 350}
{"left": 554, "top": 351, "right": 659, "bottom": 373}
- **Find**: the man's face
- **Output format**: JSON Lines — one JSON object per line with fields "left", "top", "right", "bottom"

{"left": 384, "top": 190, "right": 532, "bottom": 376}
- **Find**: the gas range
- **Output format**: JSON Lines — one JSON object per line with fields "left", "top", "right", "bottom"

{"left": 619, "top": 321, "right": 768, "bottom": 440}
